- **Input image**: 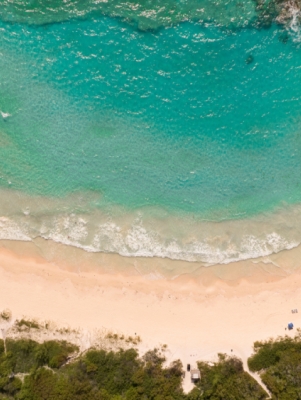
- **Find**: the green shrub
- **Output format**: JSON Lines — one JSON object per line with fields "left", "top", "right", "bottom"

{"left": 0, "top": 338, "right": 189, "bottom": 399}
{"left": 0, "top": 341, "right": 4, "bottom": 357}
{"left": 34, "top": 341, "right": 78, "bottom": 369}
{"left": 76, "top": 348, "right": 141, "bottom": 395}
{"left": 248, "top": 333, "right": 301, "bottom": 399}
{"left": 195, "top": 354, "right": 268, "bottom": 399}
{"left": 61, "top": 347, "right": 186, "bottom": 399}
{"left": 1, "top": 336, "right": 293, "bottom": 399}
{"left": 248, "top": 335, "right": 301, "bottom": 372}
{"left": 4, "top": 339, "right": 78, "bottom": 373}
{"left": 2, "top": 377, "right": 22, "bottom": 396}
{"left": 18, "top": 367, "right": 105, "bottom": 400}
{"left": 17, "top": 367, "right": 61, "bottom": 399}
{"left": 0, "top": 373, "right": 22, "bottom": 399}
{"left": 15, "top": 320, "right": 41, "bottom": 331}
{"left": 5, "top": 339, "right": 38, "bottom": 373}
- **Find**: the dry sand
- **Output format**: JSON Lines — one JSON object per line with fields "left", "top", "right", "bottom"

{"left": 0, "top": 238, "right": 301, "bottom": 392}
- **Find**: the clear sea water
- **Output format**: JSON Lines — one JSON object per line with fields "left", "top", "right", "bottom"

{"left": 1, "top": 0, "right": 301, "bottom": 265}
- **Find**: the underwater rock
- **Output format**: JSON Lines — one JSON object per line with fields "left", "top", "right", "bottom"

{"left": 276, "top": 0, "right": 301, "bottom": 25}
{"left": 246, "top": 54, "right": 254, "bottom": 64}
{"left": 254, "top": 0, "right": 301, "bottom": 28}
{"left": 278, "top": 29, "right": 290, "bottom": 42}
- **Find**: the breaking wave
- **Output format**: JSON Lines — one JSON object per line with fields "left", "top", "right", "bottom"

{"left": 0, "top": 189, "right": 300, "bottom": 265}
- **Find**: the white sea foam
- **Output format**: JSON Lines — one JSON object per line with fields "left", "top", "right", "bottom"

{"left": 0, "top": 111, "right": 11, "bottom": 119}
{"left": 0, "top": 217, "right": 31, "bottom": 241}
{"left": 4, "top": 218, "right": 301, "bottom": 264}
{"left": 276, "top": 0, "right": 301, "bottom": 42}
{"left": 35, "top": 223, "right": 301, "bottom": 264}
{"left": 0, "top": 189, "right": 301, "bottom": 265}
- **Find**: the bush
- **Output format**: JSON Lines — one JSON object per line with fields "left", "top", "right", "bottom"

{"left": 248, "top": 333, "right": 301, "bottom": 399}
{"left": 5, "top": 339, "right": 38, "bottom": 373}
{"left": 248, "top": 335, "right": 301, "bottom": 372}
{"left": 195, "top": 354, "right": 268, "bottom": 399}
{"left": 18, "top": 367, "right": 105, "bottom": 400}
{"left": 15, "top": 320, "right": 41, "bottom": 331}
{"left": 34, "top": 341, "right": 78, "bottom": 369}
{"left": 61, "top": 347, "right": 186, "bottom": 399}
{"left": 3, "top": 339, "right": 78, "bottom": 373}
{"left": 0, "top": 341, "right": 4, "bottom": 357}
{"left": 1, "top": 336, "right": 291, "bottom": 399}
{"left": 72, "top": 348, "right": 142, "bottom": 395}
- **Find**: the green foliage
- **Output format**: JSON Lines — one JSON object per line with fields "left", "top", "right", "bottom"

{"left": 17, "top": 368, "right": 59, "bottom": 400}
{"left": 12, "top": 345, "right": 185, "bottom": 400}
{"left": 34, "top": 341, "right": 78, "bottom": 369}
{"left": 17, "top": 367, "right": 104, "bottom": 400}
{"left": 64, "top": 347, "right": 185, "bottom": 399}
{"left": 248, "top": 333, "right": 301, "bottom": 399}
{"left": 133, "top": 352, "right": 184, "bottom": 399}
{"left": 0, "top": 341, "right": 4, "bottom": 357}
{"left": 195, "top": 354, "right": 268, "bottom": 400}
{"left": 4, "top": 339, "right": 78, "bottom": 373}
{"left": 15, "top": 320, "right": 41, "bottom": 331}
{"left": 0, "top": 352, "right": 22, "bottom": 400}
{"left": 0, "top": 338, "right": 78, "bottom": 399}
{"left": 5, "top": 339, "right": 39, "bottom": 373}
{"left": 248, "top": 335, "right": 301, "bottom": 372}
{"left": 80, "top": 348, "right": 141, "bottom": 394}
{"left": 6, "top": 335, "right": 301, "bottom": 399}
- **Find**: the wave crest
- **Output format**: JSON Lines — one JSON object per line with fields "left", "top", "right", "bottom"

{"left": 0, "top": 189, "right": 300, "bottom": 265}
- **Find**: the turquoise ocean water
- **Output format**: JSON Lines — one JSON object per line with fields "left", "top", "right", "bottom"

{"left": 1, "top": 0, "right": 301, "bottom": 265}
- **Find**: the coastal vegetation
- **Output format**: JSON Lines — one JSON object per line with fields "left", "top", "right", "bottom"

{"left": 0, "top": 320, "right": 266, "bottom": 400}
{"left": 0, "top": 339, "right": 187, "bottom": 400}
{"left": 0, "top": 338, "right": 78, "bottom": 399}
{"left": 248, "top": 331, "right": 301, "bottom": 399}
{"left": 192, "top": 353, "right": 267, "bottom": 399}
{"left": 2, "top": 318, "right": 301, "bottom": 399}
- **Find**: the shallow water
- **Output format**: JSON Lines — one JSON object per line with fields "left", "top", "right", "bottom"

{"left": 1, "top": 2, "right": 301, "bottom": 265}
{"left": 0, "top": 0, "right": 258, "bottom": 29}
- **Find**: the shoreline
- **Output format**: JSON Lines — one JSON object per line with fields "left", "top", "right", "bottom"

{"left": 2, "top": 187, "right": 301, "bottom": 267}
{"left": 0, "top": 238, "right": 300, "bottom": 377}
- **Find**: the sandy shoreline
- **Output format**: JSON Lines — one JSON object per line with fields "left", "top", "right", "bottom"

{"left": 0, "top": 237, "right": 301, "bottom": 391}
